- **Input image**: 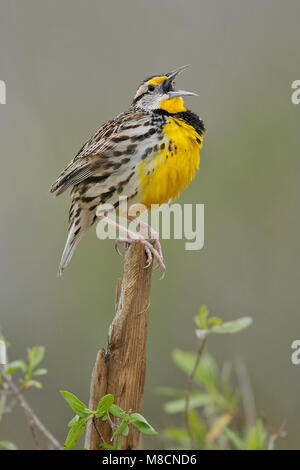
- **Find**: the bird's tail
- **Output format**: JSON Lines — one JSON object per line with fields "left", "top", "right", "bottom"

{"left": 58, "top": 223, "right": 82, "bottom": 276}
{"left": 58, "top": 203, "right": 96, "bottom": 276}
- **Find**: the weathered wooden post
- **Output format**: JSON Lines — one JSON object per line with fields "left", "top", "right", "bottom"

{"left": 85, "top": 242, "right": 153, "bottom": 449}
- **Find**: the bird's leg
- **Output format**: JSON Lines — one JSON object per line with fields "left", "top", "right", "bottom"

{"left": 126, "top": 215, "right": 163, "bottom": 261}
{"left": 98, "top": 215, "right": 166, "bottom": 276}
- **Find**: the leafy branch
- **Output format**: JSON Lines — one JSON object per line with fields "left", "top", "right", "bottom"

{"left": 60, "top": 391, "right": 157, "bottom": 450}
{"left": 0, "top": 303, "right": 286, "bottom": 451}
{"left": 0, "top": 336, "right": 62, "bottom": 450}
{"left": 184, "top": 306, "right": 252, "bottom": 448}
{"left": 160, "top": 305, "right": 285, "bottom": 450}
{"left": 6, "top": 346, "right": 47, "bottom": 391}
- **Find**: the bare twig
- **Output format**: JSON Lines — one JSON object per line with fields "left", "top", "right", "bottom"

{"left": 107, "top": 412, "right": 118, "bottom": 448}
{"left": 0, "top": 367, "right": 62, "bottom": 450}
{"left": 23, "top": 406, "right": 40, "bottom": 449}
{"left": 92, "top": 416, "right": 105, "bottom": 445}
{"left": 268, "top": 421, "right": 287, "bottom": 450}
{"left": 107, "top": 412, "right": 117, "bottom": 433}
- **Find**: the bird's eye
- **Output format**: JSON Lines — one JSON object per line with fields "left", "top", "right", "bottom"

{"left": 148, "top": 85, "right": 155, "bottom": 92}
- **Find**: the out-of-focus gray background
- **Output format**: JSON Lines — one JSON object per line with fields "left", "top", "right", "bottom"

{"left": 0, "top": 0, "right": 299, "bottom": 449}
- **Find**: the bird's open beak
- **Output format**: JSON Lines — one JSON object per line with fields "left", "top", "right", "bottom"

{"left": 163, "top": 65, "right": 198, "bottom": 98}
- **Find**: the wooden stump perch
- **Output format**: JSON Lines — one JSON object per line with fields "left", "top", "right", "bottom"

{"left": 85, "top": 242, "right": 153, "bottom": 450}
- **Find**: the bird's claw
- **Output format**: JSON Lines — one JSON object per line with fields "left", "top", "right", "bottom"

{"left": 115, "top": 237, "right": 166, "bottom": 278}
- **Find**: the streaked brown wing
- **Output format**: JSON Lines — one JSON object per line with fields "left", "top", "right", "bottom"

{"left": 50, "top": 110, "right": 145, "bottom": 196}
{"left": 49, "top": 155, "right": 106, "bottom": 196}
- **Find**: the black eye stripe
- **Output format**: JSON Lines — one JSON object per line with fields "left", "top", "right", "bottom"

{"left": 132, "top": 91, "right": 147, "bottom": 105}
{"left": 132, "top": 84, "right": 156, "bottom": 105}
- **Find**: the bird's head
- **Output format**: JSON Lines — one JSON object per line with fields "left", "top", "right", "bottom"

{"left": 131, "top": 65, "right": 197, "bottom": 113}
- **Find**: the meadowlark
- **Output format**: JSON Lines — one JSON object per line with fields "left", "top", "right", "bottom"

{"left": 50, "top": 66, "right": 205, "bottom": 276}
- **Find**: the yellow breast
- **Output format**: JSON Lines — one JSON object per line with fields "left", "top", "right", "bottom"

{"left": 138, "top": 117, "right": 203, "bottom": 209}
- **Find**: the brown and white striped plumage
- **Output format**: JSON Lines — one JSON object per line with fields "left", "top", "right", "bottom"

{"left": 50, "top": 67, "right": 205, "bottom": 275}
{"left": 50, "top": 110, "right": 168, "bottom": 274}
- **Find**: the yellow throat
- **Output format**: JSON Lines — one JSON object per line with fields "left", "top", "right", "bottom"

{"left": 138, "top": 105, "right": 203, "bottom": 209}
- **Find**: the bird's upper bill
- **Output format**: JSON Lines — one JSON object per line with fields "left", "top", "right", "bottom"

{"left": 133, "top": 65, "right": 198, "bottom": 113}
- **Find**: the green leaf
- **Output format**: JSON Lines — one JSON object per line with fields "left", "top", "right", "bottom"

{"left": 64, "top": 416, "right": 91, "bottom": 450}
{"left": 131, "top": 421, "right": 157, "bottom": 436}
{"left": 60, "top": 391, "right": 90, "bottom": 418}
{"left": 162, "top": 427, "right": 189, "bottom": 443}
{"left": 5, "top": 360, "right": 27, "bottom": 375}
{"left": 207, "top": 317, "right": 223, "bottom": 327}
{"left": 117, "top": 439, "right": 122, "bottom": 450}
{"left": 101, "top": 439, "right": 122, "bottom": 450}
{"left": 109, "top": 404, "right": 126, "bottom": 419}
{"left": 195, "top": 305, "right": 209, "bottom": 329}
{"left": 130, "top": 413, "right": 158, "bottom": 436}
{"left": 68, "top": 415, "right": 80, "bottom": 428}
{"left": 164, "top": 393, "right": 211, "bottom": 414}
{"left": 247, "top": 419, "right": 267, "bottom": 450}
{"left": 188, "top": 410, "right": 207, "bottom": 445}
{"left": 223, "top": 427, "right": 247, "bottom": 450}
{"left": 28, "top": 346, "right": 45, "bottom": 369}
{"left": 156, "top": 387, "right": 185, "bottom": 398}
{"left": 211, "top": 317, "right": 253, "bottom": 335}
{"left": 172, "top": 350, "right": 218, "bottom": 390}
{"left": 101, "top": 443, "right": 117, "bottom": 450}
{"left": 0, "top": 440, "right": 18, "bottom": 450}
{"left": 96, "top": 394, "right": 114, "bottom": 418}
{"left": 111, "top": 420, "right": 129, "bottom": 439}
{"left": 25, "top": 380, "right": 42, "bottom": 389}
{"left": 32, "top": 368, "right": 48, "bottom": 377}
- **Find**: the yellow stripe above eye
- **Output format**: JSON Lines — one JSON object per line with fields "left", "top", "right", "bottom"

{"left": 148, "top": 76, "right": 166, "bottom": 86}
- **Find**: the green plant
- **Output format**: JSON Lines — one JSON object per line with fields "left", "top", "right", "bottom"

{"left": 0, "top": 336, "right": 61, "bottom": 449}
{"left": 5, "top": 346, "right": 47, "bottom": 391}
{"left": 159, "top": 306, "right": 285, "bottom": 450}
{"left": 60, "top": 391, "right": 157, "bottom": 450}
{"left": 0, "top": 334, "right": 156, "bottom": 451}
{"left": 0, "top": 308, "right": 285, "bottom": 451}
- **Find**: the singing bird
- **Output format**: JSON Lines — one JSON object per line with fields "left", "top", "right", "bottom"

{"left": 50, "top": 66, "right": 205, "bottom": 276}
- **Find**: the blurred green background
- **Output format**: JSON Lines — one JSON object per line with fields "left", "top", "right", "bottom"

{"left": 1, "top": 0, "right": 299, "bottom": 449}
